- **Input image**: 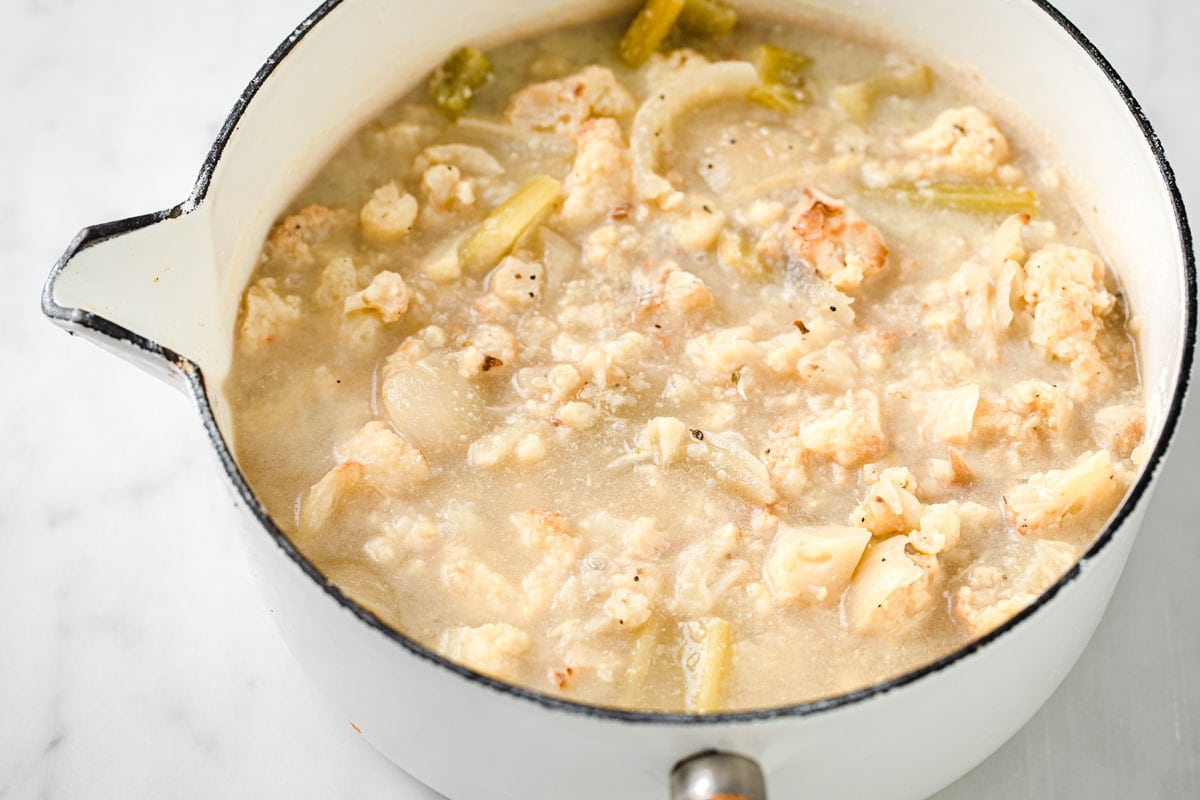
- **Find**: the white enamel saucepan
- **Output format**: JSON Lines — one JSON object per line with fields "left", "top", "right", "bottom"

{"left": 41, "top": 1, "right": 1195, "bottom": 798}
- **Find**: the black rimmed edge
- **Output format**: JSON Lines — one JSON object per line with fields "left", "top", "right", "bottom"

{"left": 42, "top": 0, "right": 1197, "bottom": 727}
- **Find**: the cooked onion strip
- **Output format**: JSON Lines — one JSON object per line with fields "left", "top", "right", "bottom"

{"left": 630, "top": 61, "right": 759, "bottom": 205}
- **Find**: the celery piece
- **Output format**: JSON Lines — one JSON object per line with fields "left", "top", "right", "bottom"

{"left": 622, "top": 616, "right": 665, "bottom": 706}
{"left": 833, "top": 61, "right": 931, "bottom": 121}
{"left": 874, "top": 182, "right": 1039, "bottom": 216}
{"left": 678, "top": 0, "right": 738, "bottom": 38}
{"left": 831, "top": 80, "right": 874, "bottom": 121}
{"left": 619, "top": 0, "right": 687, "bottom": 68}
{"left": 681, "top": 617, "right": 733, "bottom": 713}
{"left": 429, "top": 47, "right": 493, "bottom": 119}
{"left": 748, "top": 83, "right": 801, "bottom": 113}
{"left": 753, "top": 43, "right": 810, "bottom": 87}
{"left": 460, "top": 176, "right": 563, "bottom": 275}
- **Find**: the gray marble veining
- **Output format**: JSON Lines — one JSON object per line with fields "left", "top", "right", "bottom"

{"left": 1, "top": 1, "right": 1196, "bottom": 798}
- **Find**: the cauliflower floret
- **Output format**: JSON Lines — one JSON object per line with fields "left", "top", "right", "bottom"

{"left": 364, "top": 514, "right": 440, "bottom": 564}
{"left": 239, "top": 277, "right": 301, "bottom": 353}
{"left": 507, "top": 65, "right": 636, "bottom": 134}
{"left": 422, "top": 164, "right": 475, "bottom": 210}
{"left": 469, "top": 423, "right": 546, "bottom": 468}
{"left": 799, "top": 390, "right": 887, "bottom": 468}
{"left": 438, "top": 623, "right": 531, "bottom": 681}
{"left": 414, "top": 143, "right": 504, "bottom": 177}
{"left": 686, "top": 327, "right": 763, "bottom": 383}
{"left": 560, "top": 118, "right": 633, "bottom": 229}
{"left": 555, "top": 400, "right": 597, "bottom": 430}
{"left": 298, "top": 461, "right": 365, "bottom": 534}
{"left": 360, "top": 182, "right": 418, "bottom": 242}
{"left": 671, "top": 198, "right": 726, "bottom": 252}
{"left": 1004, "top": 450, "right": 1121, "bottom": 536}
{"left": 851, "top": 467, "right": 922, "bottom": 537}
{"left": 904, "top": 106, "right": 1011, "bottom": 179}
{"left": 313, "top": 256, "right": 361, "bottom": 308}
{"left": 765, "top": 525, "right": 871, "bottom": 604}
{"left": 762, "top": 418, "right": 810, "bottom": 499}
{"left": 783, "top": 188, "right": 888, "bottom": 291}
{"left": 640, "top": 416, "right": 689, "bottom": 466}
{"left": 1022, "top": 244, "right": 1116, "bottom": 397}
{"left": 604, "top": 588, "right": 653, "bottom": 629}
{"left": 909, "top": 503, "right": 962, "bottom": 556}
{"left": 654, "top": 263, "right": 713, "bottom": 315}
{"left": 344, "top": 270, "right": 411, "bottom": 323}
{"left": 582, "top": 223, "right": 643, "bottom": 274}
{"left": 1094, "top": 403, "right": 1146, "bottom": 459}
{"left": 442, "top": 544, "right": 519, "bottom": 616}
{"left": 952, "top": 539, "right": 1077, "bottom": 635}
{"left": 335, "top": 420, "right": 431, "bottom": 495}
{"left": 973, "top": 380, "right": 1073, "bottom": 458}
{"left": 263, "top": 204, "right": 354, "bottom": 272}
{"left": 483, "top": 255, "right": 544, "bottom": 311}
{"left": 459, "top": 324, "right": 518, "bottom": 376}
{"left": 513, "top": 509, "right": 582, "bottom": 614}
{"left": 922, "top": 384, "right": 980, "bottom": 445}
{"left": 842, "top": 535, "right": 939, "bottom": 633}
{"left": 417, "top": 143, "right": 505, "bottom": 214}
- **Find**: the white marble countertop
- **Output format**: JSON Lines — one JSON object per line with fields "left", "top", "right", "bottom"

{"left": 1, "top": 1, "right": 1196, "bottom": 797}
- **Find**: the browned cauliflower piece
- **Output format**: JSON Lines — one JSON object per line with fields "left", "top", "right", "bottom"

{"left": 765, "top": 525, "right": 871, "bottom": 604}
{"left": 360, "top": 182, "right": 419, "bottom": 241}
{"left": 952, "top": 539, "right": 1077, "bottom": 635}
{"left": 506, "top": 65, "right": 635, "bottom": 134}
{"left": 262, "top": 204, "right": 354, "bottom": 272}
{"left": 438, "top": 623, "right": 531, "bottom": 681}
{"left": 783, "top": 188, "right": 889, "bottom": 291}
{"left": 1003, "top": 450, "right": 1121, "bottom": 536}
{"left": 842, "top": 535, "right": 939, "bottom": 633}
{"left": 559, "top": 118, "right": 633, "bottom": 229}
{"left": 238, "top": 277, "right": 301, "bottom": 353}
{"left": 903, "top": 106, "right": 1011, "bottom": 179}
{"left": 1094, "top": 403, "right": 1146, "bottom": 459}
{"left": 344, "top": 270, "right": 411, "bottom": 323}
{"left": 335, "top": 420, "right": 431, "bottom": 496}
{"left": 1022, "top": 244, "right": 1116, "bottom": 398}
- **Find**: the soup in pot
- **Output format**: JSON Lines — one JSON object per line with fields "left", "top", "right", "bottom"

{"left": 227, "top": 0, "right": 1145, "bottom": 712}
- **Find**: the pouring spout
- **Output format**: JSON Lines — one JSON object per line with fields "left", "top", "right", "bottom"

{"left": 42, "top": 204, "right": 219, "bottom": 388}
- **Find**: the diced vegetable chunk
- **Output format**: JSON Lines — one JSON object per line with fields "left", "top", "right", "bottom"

{"left": 753, "top": 43, "right": 810, "bottom": 86}
{"left": 681, "top": 617, "right": 732, "bottom": 713}
{"left": 833, "top": 60, "right": 932, "bottom": 121}
{"left": 429, "top": 47, "right": 494, "bottom": 118}
{"left": 748, "top": 83, "right": 801, "bottom": 112}
{"left": 678, "top": 0, "right": 738, "bottom": 37}
{"left": 619, "top": 0, "right": 687, "bottom": 67}
{"left": 872, "top": 182, "right": 1039, "bottom": 216}
{"left": 460, "top": 176, "right": 563, "bottom": 274}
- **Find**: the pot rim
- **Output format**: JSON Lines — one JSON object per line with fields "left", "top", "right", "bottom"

{"left": 43, "top": 0, "right": 1197, "bottom": 725}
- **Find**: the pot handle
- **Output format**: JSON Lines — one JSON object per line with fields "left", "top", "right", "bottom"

{"left": 41, "top": 204, "right": 215, "bottom": 389}
{"left": 671, "top": 751, "right": 767, "bottom": 800}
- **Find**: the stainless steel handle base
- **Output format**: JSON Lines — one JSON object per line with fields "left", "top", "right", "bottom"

{"left": 670, "top": 751, "right": 767, "bottom": 800}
